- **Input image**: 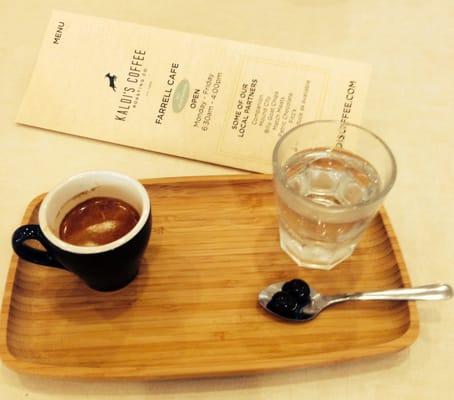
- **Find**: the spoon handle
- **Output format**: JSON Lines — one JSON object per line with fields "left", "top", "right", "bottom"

{"left": 348, "top": 284, "right": 453, "bottom": 301}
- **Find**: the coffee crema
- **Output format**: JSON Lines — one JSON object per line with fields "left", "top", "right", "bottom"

{"left": 59, "top": 197, "right": 140, "bottom": 246}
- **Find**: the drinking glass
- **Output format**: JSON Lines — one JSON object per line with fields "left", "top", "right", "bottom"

{"left": 272, "top": 120, "right": 396, "bottom": 270}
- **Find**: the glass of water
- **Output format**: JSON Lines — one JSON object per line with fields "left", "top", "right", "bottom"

{"left": 272, "top": 120, "right": 396, "bottom": 270}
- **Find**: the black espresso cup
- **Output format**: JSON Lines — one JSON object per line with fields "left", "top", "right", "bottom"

{"left": 12, "top": 171, "right": 151, "bottom": 291}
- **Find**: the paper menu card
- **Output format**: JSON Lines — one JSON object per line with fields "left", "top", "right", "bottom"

{"left": 17, "top": 11, "right": 370, "bottom": 173}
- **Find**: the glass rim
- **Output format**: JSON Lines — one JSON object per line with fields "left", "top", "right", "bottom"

{"left": 272, "top": 120, "right": 397, "bottom": 212}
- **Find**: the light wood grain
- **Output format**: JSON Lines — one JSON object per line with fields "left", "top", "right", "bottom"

{"left": 0, "top": 175, "right": 419, "bottom": 380}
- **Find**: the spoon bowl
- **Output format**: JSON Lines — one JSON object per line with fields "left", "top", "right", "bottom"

{"left": 258, "top": 281, "right": 317, "bottom": 321}
{"left": 259, "top": 280, "right": 453, "bottom": 322}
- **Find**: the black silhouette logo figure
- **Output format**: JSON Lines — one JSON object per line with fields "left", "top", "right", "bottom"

{"left": 105, "top": 73, "right": 117, "bottom": 91}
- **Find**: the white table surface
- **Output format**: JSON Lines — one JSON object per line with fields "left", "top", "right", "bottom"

{"left": 1, "top": 0, "right": 453, "bottom": 398}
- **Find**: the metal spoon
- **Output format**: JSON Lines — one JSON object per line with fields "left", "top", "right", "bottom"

{"left": 258, "top": 281, "right": 453, "bottom": 322}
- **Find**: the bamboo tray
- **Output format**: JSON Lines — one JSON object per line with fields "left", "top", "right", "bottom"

{"left": 0, "top": 175, "right": 418, "bottom": 380}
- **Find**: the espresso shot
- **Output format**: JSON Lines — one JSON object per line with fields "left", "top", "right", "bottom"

{"left": 12, "top": 171, "right": 152, "bottom": 291}
{"left": 59, "top": 197, "right": 140, "bottom": 246}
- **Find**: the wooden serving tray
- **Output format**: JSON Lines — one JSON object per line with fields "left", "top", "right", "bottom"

{"left": 0, "top": 175, "right": 418, "bottom": 380}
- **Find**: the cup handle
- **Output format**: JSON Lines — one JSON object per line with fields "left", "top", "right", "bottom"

{"left": 12, "top": 224, "right": 65, "bottom": 269}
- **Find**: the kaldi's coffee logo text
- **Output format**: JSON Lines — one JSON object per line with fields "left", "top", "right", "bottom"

{"left": 105, "top": 73, "right": 117, "bottom": 92}
{"left": 112, "top": 49, "right": 147, "bottom": 122}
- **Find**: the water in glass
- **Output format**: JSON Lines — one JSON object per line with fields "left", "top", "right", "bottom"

{"left": 277, "top": 147, "right": 381, "bottom": 268}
